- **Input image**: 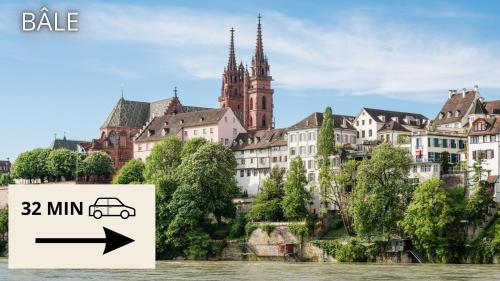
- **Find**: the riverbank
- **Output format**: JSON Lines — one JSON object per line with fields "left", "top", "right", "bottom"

{"left": 2, "top": 258, "right": 500, "bottom": 280}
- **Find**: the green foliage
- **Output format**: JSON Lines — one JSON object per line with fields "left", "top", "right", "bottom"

{"left": 466, "top": 185, "right": 495, "bottom": 226}
{"left": 260, "top": 222, "right": 276, "bottom": 236}
{"left": 0, "top": 207, "right": 8, "bottom": 256}
{"left": 0, "top": 173, "right": 15, "bottom": 186}
{"left": 399, "top": 178, "right": 458, "bottom": 263}
{"left": 80, "top": 151, "right": 114, "bottom": 177}
{"left": 12, "top": 148, "right": 52, "bottom": 182}
{"left": 113, "top": 159, "right": 145, "bottom": 184}
{"left": 229, "top": 214, "right": 247, "bottom": 238}
{"left": 364, "top": 243, "right": 382, "bottom": 262}
{"left": 318, "top": 106, "right": 336, "bottom": 161}
{"left": 350, "top": 143, "right": 412, "bottom": 238}
{"left": 181, "top": 138, "right": 208, "bottom": 160}
{"left": 245, "top": 222, "right": 258, "bottom": 237}
{"left": 144, "top": 136, "right": 183, "bottom": 182}
{"left": 289, "top": 223, "right": 310, "bottom": 242}
{"left": 335, "top": 238, "right": 367, "bottom": 262}
{"left": 466, "top": 239, "right": 500, "bottom": 264}
{"left": 312, "top": 240, "right": 341, "bottom": 257}
{"left": 440, "top": 151, "right": 451, "bottom": 173}
{"left": 246, "top": 166, "right": 285, "bottom": 222}
{"left": 282, "top": 156, "right": 310, "bottom": 221}
{"left": 46, "top": 149, "right": 79, "bottom": 180}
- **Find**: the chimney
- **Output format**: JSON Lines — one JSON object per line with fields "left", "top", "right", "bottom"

{"left": 448, "top": 90, "right": 453, "bottom": 99}
{"left": 462, "top": 88, "right": 466, "bottom": 97}
{"left": 474, "top": 84, "right": 479, "bottom": 92}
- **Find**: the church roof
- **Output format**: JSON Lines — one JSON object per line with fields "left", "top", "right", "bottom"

{"left": 49, "top": 137, "right": 89, "bottom": 151}
{"left": 135, "top": 108, "right": 229, "bottom": 142}
{"left": 231, "top": 128, "right": 287, "bottom": 150}
{"left": 101, "top": 98, "right": 151, "bottom": 129}
{"left": 288, "top": 112, "right": 356, "bottom": 131}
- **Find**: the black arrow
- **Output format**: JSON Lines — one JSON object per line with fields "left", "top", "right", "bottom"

{"left": 35, "top": 227, "right": 134, "bottom": 254}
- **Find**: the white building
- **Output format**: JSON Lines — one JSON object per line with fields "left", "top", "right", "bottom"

{"left": 287, "top": 112, "right": 358, "bottom": 213}
{"left": 433, "top": 87, "right": 480, "bottom": 131}
{"left": 353, "top": 108, "right": 427, "bottom": 151}
{"left": 133, "top": 108, "right": 246, "bottom": 161}
{"left": 468, "top": 117, "right": 500, "bottom": 202}
{"left": 231, "top": 128, "right": 288, "bottom": 196}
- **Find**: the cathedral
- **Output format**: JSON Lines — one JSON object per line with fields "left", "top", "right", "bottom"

{"left": 85, "top": 15, "right": 274, "bottom": 171}
{"left": 218, "top": 14, "right": 274, "bottom": 131}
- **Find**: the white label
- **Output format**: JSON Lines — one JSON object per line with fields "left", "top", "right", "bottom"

{"left": 8, "top": 184, "right": 155, "bottom": 268}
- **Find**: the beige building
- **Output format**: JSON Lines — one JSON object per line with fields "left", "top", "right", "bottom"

{"left": 133, "top": 108, "right": 246, "bottom": 161}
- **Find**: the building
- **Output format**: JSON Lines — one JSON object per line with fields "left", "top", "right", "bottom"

{"left": 0, "top": 160, "right": 11, "bottom": 174}
{"left": 287, "top": 112, "right": 358, "bottom": 212}
{"left": 231, "top": 128, "right": 288, "bottom": 196}
{"left": 353, "top": 108, "right": 428, "bottom": 151}
{"left": 49, "top": 136, "right": 89, "bottom": 153}
{"left": 433, "top": 86, "right": 480, "bottom": 131}
{"left": 218, "top": 15, "right": 274, "bottom": 131}
{"left": 468, "top": 117, "right": 500, "bottom": 202}
{"left": 83, "top": 93, "right": 189, "bottom": 170}
{"left": 134, "top": 108, "right": 246, "bottom": 161}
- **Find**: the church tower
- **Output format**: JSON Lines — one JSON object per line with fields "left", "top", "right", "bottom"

{"left": 246, "top": 14, "right": 274, "bottom": 131}
{"left": 218, "top": 28, "right": 245, "bottom": 122}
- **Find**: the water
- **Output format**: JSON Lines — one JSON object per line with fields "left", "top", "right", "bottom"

{"left": 1, "top": 258, "right": 499, "bottom": 280}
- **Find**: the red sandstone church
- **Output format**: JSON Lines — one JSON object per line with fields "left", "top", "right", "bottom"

{"left": 84, "top": 15, "right": 275, "bottom": 171}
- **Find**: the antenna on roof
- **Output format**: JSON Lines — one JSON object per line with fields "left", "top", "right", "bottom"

{"left": 63, "top": 131, "right": 66, "bottom": 140}
{"left": 54, "top": 133, "right": 57, "bottom": 140}
{"left": 121, "top": 84, "right": 124, "bottom": 99}
{"left": 173, "top": 86, "right": 178, "bottom": 98}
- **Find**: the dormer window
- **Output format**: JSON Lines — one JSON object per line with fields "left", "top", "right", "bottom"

{"left": 148, "top": 129, "right": 155, "bottom": 137}
{"left": 200, "top": 117, "right": 205, "bottom": 122}
{"left": 248, "top": 138, "right": 252, "bottom": 144}
{"left": 165, "top": 121, "right": 169, "bottom": 126}
{"left": 162, "top": 128, "right": 170, "bottom": 136}
{"left": 474, "top": 121, "right": 486, "bottom": 131}
{"left": 239, "top": 139, "right": 243, "bottom": 145}
{"left": 455, "top": 110, "right": 460, "bottom": 117}
{"left": 439, "top": 113, "right": 444, "bottom": 119}
{"left": 179, "top": 119, "right": 184, "bottom": 125}
{"left": 378, "top": 115, "right": 385, "bottom": 122}
{"left": 446, "top": 111, "right": 452, "bottom": 118}
{"left": 391, "top": 117, "right": 399, "bottom": 122}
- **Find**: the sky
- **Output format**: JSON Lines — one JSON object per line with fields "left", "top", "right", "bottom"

{"left": 1, "top": 0, "right": 500, "bottom": 160}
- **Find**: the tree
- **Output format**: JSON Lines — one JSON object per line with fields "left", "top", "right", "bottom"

{"left": 113, "top": 159, "right": 145, "bottom": 184}
{"left": 467, "top": 155, "right": 495, "bottom": 227}
{"left": 246, "top": 166, "right": 285, "bottom": 222}
{"left": 440, "top": 151, "right": 451, "bottom": 173}
{"left": 0, "top": 173, "right": 15, "bottom": 186}
{"left": 177, "top": 142, "right": 238, "bottom": 223}
{"left": 399, "top": 179, "right": 457, "bottom": 262}
{"left": 282, "top": 156, "right": 310, "bottom": 220}
{"left": 46, "top": 149, "right": 79, "bottom": 181}
{"left": 350, "top": 143, "right": 412, "bottom": 238}
{"left": 144, "top": 136, "right": 183, "bottom": 182}
{"left": 11, "top": 148, "right": 52, "bottom": 183}
{"left": 181, "top": 138, "right": 208, "bottom": 161}
{"left": 318, "top": 106, "right": 336, "bottom": 159}
{"left": 331, "top": 159, "right": 358, "bottom": 235}
{"left": 80, "top": 151, "right": 114, "bottom": 177}
{"left": 30, "top": 148, "right": 52, "bottom": 181}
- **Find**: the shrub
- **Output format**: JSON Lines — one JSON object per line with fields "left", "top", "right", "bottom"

{"left": 289, "top": 223, "right": 310, "bottom": 242}
{"left": 260, "top": 222, "right": 276, "bottom": 236}
{"left": 335, "top": 239, "right": 367, "bottom": 262}
{"left": 245, "top": 222, "right": 258, "bottom": 237}
{"left": 229, "top": 214, "right": 247, "bottom": 239}
{"left": 312, "top": 240, "right": 341, "bottom": 257}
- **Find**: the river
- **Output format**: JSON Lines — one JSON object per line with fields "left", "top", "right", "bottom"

{"left": 1, "top": 258, "right": 499, "bottom": 280}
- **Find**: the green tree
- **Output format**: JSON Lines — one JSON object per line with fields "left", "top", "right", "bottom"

{"left": 181, "top": 138, "right": 208, "bottom": 160}
{"left": 30, "top": 148, "right": 52, "bottom": 181}
{"left": 282, "top": 156, "right": 310, "bottom": 220}
{"left": 46, "top": 149, "right": 79, "bottom": 181}
{"left": 467, "top": 155, "right": 495, "bottom": 226}
{"left": 246, "top": 166, "right": 285, "bottom": 222}
{"left": 441, "top": 151, "right": 451, "bottom": 173}
{"left": 12, "top": 148, "right": 52, "bottom": 183}
{"left": 318, "top": 106, "right": 336, "bottom": 160}
{"left": 400, "top": 179, "right": 456, "bottom": 262}
{"left": 331, "top": 159, "right": 358, "bottom": 235}
{"left": 144, "top": 136, "right": 183, "bottom": 181}
{"left": 113, "top": 159, "right": 145, "bottom": 184}
{"left": 80, "top": 151, "right": 114, "bottom": 177}
{"left": 350, "top": 143, "right": 412, "bottom": 238}
{"left": 177, "top": 142, "right": 238, "bottom": 223}
{"left": 0, "top": 173, "right": 15, "bottom": 186}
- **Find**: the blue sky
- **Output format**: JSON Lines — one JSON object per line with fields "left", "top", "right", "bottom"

{"left": 1, "top": 0, "right": 500, "bottom": 160}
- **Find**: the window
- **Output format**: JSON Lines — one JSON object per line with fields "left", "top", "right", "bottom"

{"left": 416, "top": 138, "right": 422, "bottom": 148}
{"left": 262, "top": 96, "right": 266, "bottom": 110}
{"left": 308, "top": 160, "right": 313, "bottom": 169}
{"left": 412, "top": 165, "right": 417, "bottom": 173}
{"left": 474, "top": 122, "right": 486, "bottom": 131}
{"left": 299, "top": 133, "right": 304, "bottom": 142}
{"left": 442, "top": 139, "right": 448, "bottom": 148}
{"left": 290, "top": 148, "right": 296, "bottom": 156}
{"left": 233, "top": 128, "right": 237, "bottom": 135}
{"left": 262, "top": 115, "right": 266, "bottom": 127}
{"left": 309, "top": 145, "right": 315, "bottom": 154}
{"left": 203, "top": 128, "right": 206, "bottom": 134}
{"left": 486, "top": 149, "right": 494, "bottom": 159}
{"left": 210, "top": 128, "right": 214, "bottom": 134}
{"left": 492, "top": 135, "right": 497, "bottom": 142}
{"left": 184, "top": 131, "right": 188, "bottom": 137}
{"left": 421, "top": 165, "right": 431, "bottom": 172}
{"left": 273, "top": 157, "right": 278, "bottom": 163}
{"left": 247, "top": 169, "right": 251, "bottom": 176}
{"left": 470, "top": 137, "right": 479, "bottom": 144}
{"left": 356, "top": 121, "right": 359, "bottom": 126}
{"left": 194, "top": 130, "right": 197, "bottom": 136}
{"left": 241, "top": 150, "right": 244, "bottom": 155}
{"left": 290, "top": 134, "right": 296, "bottom": 142}
{"left": 433, "top": 138, "right": 440, "bottom": 147}
{"left": 362, "top": 120, "right": 365, "bottom": 125}
{"left": 369, "top": 130, "right": 372, "bottom": 137}
{"left": 369, "top": 119, "right": 372, "bottom": 125}
{"left": 459, "top": 140, "right": 465, "bottom": 149}
{"left": 260, "top": 158, "right": 266, "bottom": 164}
{"left": 299, "top": 146, "right": 306, "bottom": 155}
{"left": 250, "top": 98, "right": 253, "bottom": 110}
{"left": 308, "top": 173, "right": 315, "bottom": 182}
{"left": 225, "top": 138, "right": 229, "bottom": 146}
{"left": 428, "top": 152, "right": 435, "bottom": 162}
{"left": 119, "top": 134, "right": 127, "bottom": 147}
{"left": 450, "top": 139, "right": 456, "bottom": 148}
{"left": 138, "top": 144, "right": 142, "bottom": 151}
{"left": 240, "top": 170, "right": 244, "bottom": 177}
{"left": 241, "top": 159, "right": 245, "bottom": 164}
{"left": 362, "top": 131, "right": 365, "bottom": 138}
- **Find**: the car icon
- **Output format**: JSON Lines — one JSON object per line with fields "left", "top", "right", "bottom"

{"left": 89, "top": 197, "right": 136, "bottom": 219}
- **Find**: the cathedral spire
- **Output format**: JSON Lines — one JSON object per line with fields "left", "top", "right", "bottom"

{"left": 227, "top": 27, "right": 237, "bottom": 71}
{"left": 255, "top": 14, "right": 264, "bottom": 62}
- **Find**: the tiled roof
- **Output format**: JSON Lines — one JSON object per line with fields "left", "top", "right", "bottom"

{"left": 288, "top": 112, "right": 356, "bottom": 131}
{"left": 231, "top": 128, "right": 287, "bottom": 150}
{"left": 468, "top": 117, "right": 500, "bottom": 136}
{"left": 484, "top": 100, "right": 500, "bottom": 114}
{"left": 101, "top": 98, "right": 151, "bottom": 129}
{"left": 49, "top": 138, "right": 89, "bottom": 151}
{"left": 378, "top": 120, "right": 410, "bottom": 132}
{"left": 182, "top": 105, "right": 214, "bottom": 113}
{"left": 135, "top": 108, "right": 229, "bottom": 142}
{"left": 434, "top": 91, "right": 478, "bottom": 125}
{"left": 363, "top": 108, "right": 427, "bottom": 126}
{"left": 472, "top": 99, "right": 488, "bottom": 115}
{"left": 150, "top": 98, "right": 175, "bottom": 118}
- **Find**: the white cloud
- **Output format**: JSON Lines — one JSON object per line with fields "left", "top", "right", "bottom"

{"left": 4, "top": 2, "right": 500, "bottom": 101}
